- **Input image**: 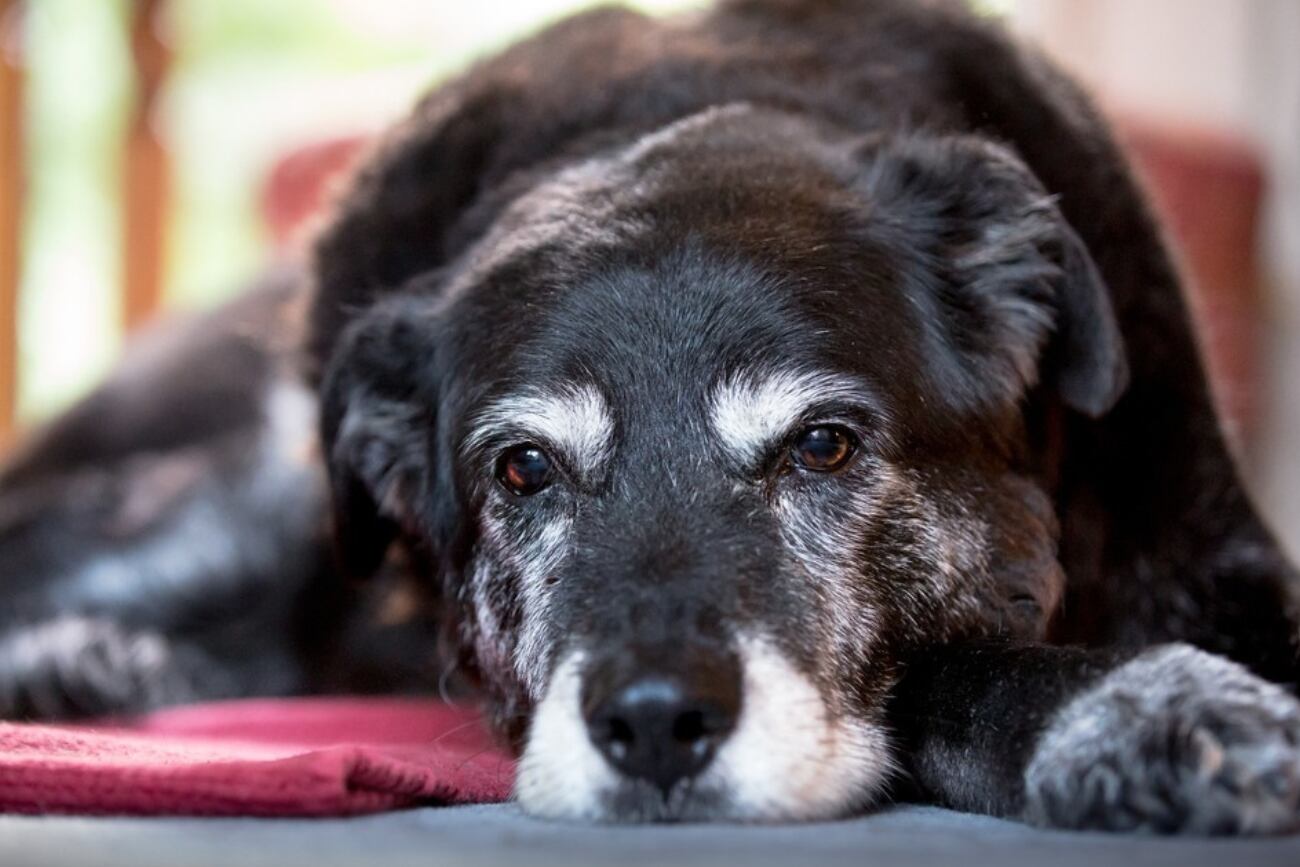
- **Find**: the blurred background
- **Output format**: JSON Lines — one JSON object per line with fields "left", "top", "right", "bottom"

{"left": 0, "top": 0, "right": 1296, "bottom": 555}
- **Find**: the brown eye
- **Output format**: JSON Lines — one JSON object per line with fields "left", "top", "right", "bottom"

{"left": 498, "top": 445, "right": 553, "bottom": 496}
{"left": 790, "top": 425, "right": 856, "bottom": 472}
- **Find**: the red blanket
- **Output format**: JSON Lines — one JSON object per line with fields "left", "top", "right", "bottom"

{"left": 0, "top": 698, "right": 515, "bottom": 817}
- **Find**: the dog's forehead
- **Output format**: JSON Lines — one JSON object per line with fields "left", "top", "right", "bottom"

{"left": 505, "top": 252, "right": 835, "bottom": 412}
{"left": 444, "top": 110, "right": 932, "bottom": 452}
{"left": 457, "top": 250, "right": 895, "bottom": 479}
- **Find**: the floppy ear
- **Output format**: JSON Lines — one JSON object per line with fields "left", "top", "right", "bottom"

{"left": 861, "top": 134, "right": 1129, "bottom": 417}
{"left": 318, "top": 301, "right": 438, "bottom": 578}
{"left": 1048, "top": 221, "right": 1129, "bottom": 416}
{"left": 307, "top": 83, "right": 515, "bottom": 382}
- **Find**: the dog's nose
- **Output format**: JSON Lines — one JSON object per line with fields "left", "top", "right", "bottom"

{"left": 584, "top": 668, "right": 740, "bottom": 795}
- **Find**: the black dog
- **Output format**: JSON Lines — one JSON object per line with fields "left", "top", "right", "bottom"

{"left": 2, "top": 0, "right": 1298, "bottom": 834}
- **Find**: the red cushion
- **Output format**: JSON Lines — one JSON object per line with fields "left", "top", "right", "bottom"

{"left": 0, "top": 697, "right": 514, "bottom": 817}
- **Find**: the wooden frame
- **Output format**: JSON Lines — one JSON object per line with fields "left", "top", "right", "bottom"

{"left": 0, "top": 0, "right": 170, "bottom": 445}
{"left": 123, "top": 0, "right": 170, "bottom": 333}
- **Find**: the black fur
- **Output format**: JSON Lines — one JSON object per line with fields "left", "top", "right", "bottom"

{"left": 1, "top": 0, "right": 1298, "bottom": 833}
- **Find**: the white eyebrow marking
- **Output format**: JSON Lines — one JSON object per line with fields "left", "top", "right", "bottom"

{"left": 465, "top": 383, "right": 614, "bottom": 477}
{"left": 710, "top": 369, "right": 873, "bottom": 465}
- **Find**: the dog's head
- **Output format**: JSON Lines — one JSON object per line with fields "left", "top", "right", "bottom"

{"left": 313, "top": 104, "right": 1127, "bottom": 821}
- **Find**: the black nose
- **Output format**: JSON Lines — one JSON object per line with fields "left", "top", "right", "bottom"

{"left": 583, "top": 657, "right": 741, "bottom": 796}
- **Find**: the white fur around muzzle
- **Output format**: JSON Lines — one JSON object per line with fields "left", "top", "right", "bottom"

{"left": 514, "top": 635, "right": 893, "bottom": 821}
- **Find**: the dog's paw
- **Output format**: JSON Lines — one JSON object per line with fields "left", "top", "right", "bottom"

{"left": 0, "top": 617, "right": 206, "bottom": 719}
{"left": 1023, "top": 644, "right": 1300, "bottom": 835}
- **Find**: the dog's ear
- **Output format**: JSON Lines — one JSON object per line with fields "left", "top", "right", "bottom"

{"left": 1046, "top": 221, "right": 1129, "bottom": 416}
{"left": 318, "top": 301, "right": 438, "bottom": 578}
{"left": 860, "top": 134, "right": 1129, "bottom": 417}
{"left": 307, "top": 83, "right": 516, "bottom": 382}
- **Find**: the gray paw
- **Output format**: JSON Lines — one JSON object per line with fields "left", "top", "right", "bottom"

{"left": 0, "top": 617, "right": 207, "bottom": 719}
{"left": 1023, "top": 644, "right": 1300, "bottom": 835}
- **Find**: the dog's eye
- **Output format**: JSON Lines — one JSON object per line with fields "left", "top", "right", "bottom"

{"left": 790, "top": 425, "right": 857, "bottom": 472}
{"left": 498, "top": 445, "right": 554, "bottom": 496}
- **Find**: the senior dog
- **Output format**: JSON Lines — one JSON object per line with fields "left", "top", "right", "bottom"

{"left": 2, "top": 0, "right": 1298, "bottom": 834}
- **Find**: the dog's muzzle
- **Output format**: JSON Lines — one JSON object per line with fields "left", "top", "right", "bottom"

{"left": 517, "top": 634, "right": 892, "bottom": 821}
{"left": 580, "top": 644, "right": 742, "bottom": 796}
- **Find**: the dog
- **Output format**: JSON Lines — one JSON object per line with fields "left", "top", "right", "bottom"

{"left": 2, "top": 0, "right": 1299, "bottom": 834}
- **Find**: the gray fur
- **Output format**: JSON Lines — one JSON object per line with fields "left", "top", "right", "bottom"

{"left": 1024, "top": 644, "right": 1300, "bottom": 834}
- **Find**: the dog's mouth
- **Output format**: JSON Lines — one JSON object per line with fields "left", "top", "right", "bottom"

{"left": 514, "top": 635, "right": 893, "bottom": 822}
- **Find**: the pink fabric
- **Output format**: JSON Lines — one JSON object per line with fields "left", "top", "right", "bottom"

{"left": 0, "top": 698, "right": 515, "bottom": 817}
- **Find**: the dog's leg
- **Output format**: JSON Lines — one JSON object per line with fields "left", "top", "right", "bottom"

{"left": 889, "top": 641, "right": 1300, "bottom": 834}
{"left": 0, "top": 435, "right": 333, "bottom": 719}
{"left": 0, "top": 616, "right": 230, "bottom": 719}
{"left": 0, "top": 279, "right": 343, "bottom": 720}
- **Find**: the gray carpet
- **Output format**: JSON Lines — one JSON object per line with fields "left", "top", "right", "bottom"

{"left": 2, "top": 803, "right": 1297, "bottom": 867}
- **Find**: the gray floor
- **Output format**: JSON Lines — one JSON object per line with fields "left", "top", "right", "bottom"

{"left": 2, "top": 804, "right": 1298, "bottom": 867}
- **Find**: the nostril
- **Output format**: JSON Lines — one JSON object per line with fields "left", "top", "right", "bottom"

{"left": 585, "top": 679, "right": 739, "bottom": 796}
{"left": 582, "top": 649, "right": 743, "bottom": 795}
{"left": 671, "top": 708, "right": 727, "bottom": 764}
{"left": 600, "top": 715, "right": 635, "bottom": 761}
{"left": 672, "top": 709, "right": 706, "bottom": 745}
{"left": 675, "top": 704, "right": 734, "bottom": 743}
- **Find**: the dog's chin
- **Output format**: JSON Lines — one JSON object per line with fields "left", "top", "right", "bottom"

{"left": 514, "top": 637, "right": 895, "bottom": 823}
